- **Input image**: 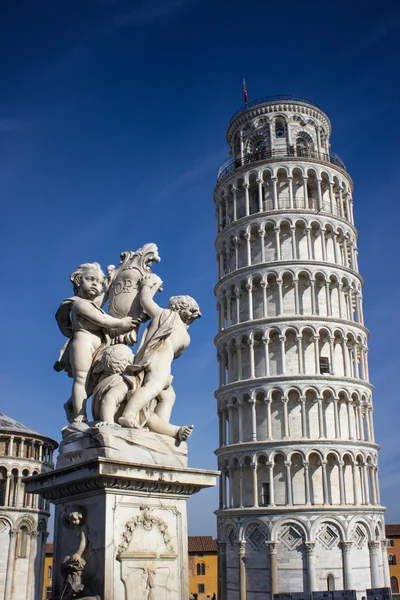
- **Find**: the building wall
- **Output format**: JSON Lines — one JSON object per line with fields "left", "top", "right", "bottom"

{"left": 42, "top": 554, "right": 52, "bottom": 600}
{"left": 387, "top": 534, "right": 400, "bottom": 593}
{"left": 188, "top": 552, "right": 218, "bottom": 598}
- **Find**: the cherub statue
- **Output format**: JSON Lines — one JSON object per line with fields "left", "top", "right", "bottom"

{"left": 54, "top": 262, "right": 136, "bottom": 423}
{"left": 117, "top": 273, "right": 201, "bottom": 438}
{"left": 91, "top": 344, "right": 194, "bottom": 440}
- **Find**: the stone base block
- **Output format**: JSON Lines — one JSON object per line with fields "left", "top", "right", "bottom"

{"left": 25, "top": 457, "right": 217, "bottom": 600}
{"left": 58, "top": 422, "right": 188, "bottom": 469}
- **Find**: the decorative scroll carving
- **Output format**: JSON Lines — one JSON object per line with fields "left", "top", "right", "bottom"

{"left": 118, "top": 506, "right": 174, "bottom": 555}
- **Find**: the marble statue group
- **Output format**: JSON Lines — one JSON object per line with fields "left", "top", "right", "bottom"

{"left": 54, "top": 243, "right": 200, "bottom": 442}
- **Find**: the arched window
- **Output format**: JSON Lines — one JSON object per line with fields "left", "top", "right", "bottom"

{"left": 196, "top": 562, "right": 206, "bottom": 576}
{"left": 327, "top": 574, "right": 335, "bottom": 591}
{"left": 22, "top": 469, "right": 30, "bottom": 508}
{"left": 296, "top": 132, "right": 314, "bottom": 157}
{"left": 11, "top": 469, "right": 18, "bottom": 507}
{"left": 48, "top": 565, "right": 52, "bottom": 579}
{"left": 17, "top": 525, "right": 29, "bottom": 558}
{"left": 0, "top": 467, "right": 7, "bottom": 506}
{"left": 391, "top": 576, "right": 399, "bottom": 594}
{"left": 275, "top": 117, "right": 286, "bottom": 138}
{"left": 389, "top": 554, "right": 397, "bottom": 565}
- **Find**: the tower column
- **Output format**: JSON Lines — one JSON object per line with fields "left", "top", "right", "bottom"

{"left": 369, "top": 541, "right": 382, "bottom": 587}
{"left": 4, "top": 529, "right": 17, "bottom": 600}
{"left": 305, "top": 542, "right": 317, "bottom": 592}
{"left": 266, "top": 542, "right": 279, "bottom": 596}
{"left": 341, "top": 541, "right": 353, "bottom": 590}
{"left": 252, "top": 462, "right": 258, "bottom": 507}
{"left": 238, "top": 541, "right": 247, "bottom": 600}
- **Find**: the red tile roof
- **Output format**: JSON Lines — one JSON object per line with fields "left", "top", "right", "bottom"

{"left": 386, "top": 524, "right": 400, "bottom": 537}
{"left": 46, "top": 542, "right": 53, "bottom": 554}
{"left": 188, "top": 536, "right": 218, "bottom": 553}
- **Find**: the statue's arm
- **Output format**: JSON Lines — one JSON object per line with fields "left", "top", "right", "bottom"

{"left": 74, "top": 299, "right": 133, "bottom": 330}
{"left": 139, "top": 285, "right": 163, "bottom": 319}
{"left": 139, "top": 274, "right": 163, "bottom": 319}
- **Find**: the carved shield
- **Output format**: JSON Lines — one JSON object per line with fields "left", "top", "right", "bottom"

{"left": 108, "top": 243, "right": 160, "bottom": 321}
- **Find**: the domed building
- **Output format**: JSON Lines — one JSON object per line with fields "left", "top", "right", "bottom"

{"left": 0, "top": 413, "right": 57, "bottom": 600}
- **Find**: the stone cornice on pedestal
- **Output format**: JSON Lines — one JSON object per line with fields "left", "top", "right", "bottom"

{"left": 24, "top": 458, "right": 219, "bottom": 502}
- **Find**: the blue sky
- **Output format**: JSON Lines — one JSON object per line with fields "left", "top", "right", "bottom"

{"left": 1, "top": 0, "right": 400, "bottom": 535}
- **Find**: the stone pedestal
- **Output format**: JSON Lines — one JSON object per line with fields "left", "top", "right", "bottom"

{"left": 25, "top": 428, "right": 217, "bottom": 600}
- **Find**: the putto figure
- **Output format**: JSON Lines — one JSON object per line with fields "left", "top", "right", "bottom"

{"left": 118, "top": 272, "right": 201, "bottom": 437}
{"left": 54, "top": 245, "right": 201, "bottom": 444}
{"left": 54, "top": 262, "right": 135, "bottom": 423}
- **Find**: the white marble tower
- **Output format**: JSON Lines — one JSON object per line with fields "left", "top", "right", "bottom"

{"left": 0, "top": 413, "right": 57, "bottom": 600}
{"left": 214, "top": 96, "right": 389, "bottom": 600}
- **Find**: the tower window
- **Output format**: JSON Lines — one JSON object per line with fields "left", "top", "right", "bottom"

{"left": 319, "top": 357, "right": 330, "bottom": 374}
{"left": 196, "top": 562, "right": 206, "bottom": 576}
{"left": 275, "top": 117, "right": 285, "bottom": 138}
{"left": 389, "top": 554, "right": 397, "bottom": 565}
{"left": 327, "top": 574, "right": 335, "bottom": 591}
{"left": 261, "top": 482, "right": 270, "bottom": 506}
{"left": 198, "top": 583, "right": 206, "bottom": 594}
{"left": 17, "top": 526, "right": 29, "bottom": 558}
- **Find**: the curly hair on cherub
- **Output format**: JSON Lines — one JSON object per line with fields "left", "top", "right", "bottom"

{"left": 70, "top": 262, "right": 105, "bottom": 295}
{"left": 97, "top": 344, "right": 134, "bottom": 375}
{"left": 168, "top": 295, "right": 200, "bottom": 313}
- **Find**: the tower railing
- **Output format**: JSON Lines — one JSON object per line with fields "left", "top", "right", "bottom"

{"left": 217, "top": 147, "right": 346, "bottom": 182}
{"left": 229, "top": 95, "right": 322, "bottom": 122}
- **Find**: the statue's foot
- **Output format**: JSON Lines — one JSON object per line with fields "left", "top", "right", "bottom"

{"left": 94, "top": 421, "right": 121, "bottom": 428}
{"left": 118, "top": 416, "right": 139, "bottom": 429}
{"left": 176, "top": 425, "right": 194, "bottom": 441}
{"left": 73, "top": 415, "right": 88, "bottom": 424}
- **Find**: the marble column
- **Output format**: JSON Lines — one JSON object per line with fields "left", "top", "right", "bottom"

{"left": 4, "top": 529, "right": 17, "bottom": 600}
{"left": 252, "top": 462, "right": 258, "bottom": 507}
{"left": 369, "top": 541, "right": 381, "bottom": 587}
{"left": 341, "top": 541, "right": 353, "bottom": 590}
{"left": 268, "top": 462, "right": 275, "bottom": 506}
{"left": 238, "top": 541, "right": 247, "bottom": 600}
{"left": 285, "top": 461, "right": 293, "bottom": 506}
{"left": 266, "top": 542, "right": 279, "bottom": 596}
{"left": 249, "top": 398, "right": 257, "bottom": 442}
{"left": 305, "top": 541, "right": 317, "bottom": 592}
{"left": 26, "top": 531, "right": 38, "bottom": 600}
{"left": 321, "top": 460, "right": 329, "bottom": 505}
{"left": 381, "top": 540, "right": 391, "bottom": 588}
{"left": 304, "top": 461, "right": 311, "bottom": 505}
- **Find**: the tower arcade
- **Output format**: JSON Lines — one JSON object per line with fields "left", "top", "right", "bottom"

{"left": 214, "top": 96, "right": 389, "bottom": 600}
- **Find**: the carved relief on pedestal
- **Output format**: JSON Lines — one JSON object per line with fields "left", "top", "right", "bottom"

{"left": 117, "top": 505, "right": 179, "bottom": 600}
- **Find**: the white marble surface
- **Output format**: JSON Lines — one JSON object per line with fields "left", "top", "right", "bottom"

{"left": 57, "top": 422, "right": 189, "bottom": 469}
{"left": 25, "top": 457, "right": 218, "bottom": 600}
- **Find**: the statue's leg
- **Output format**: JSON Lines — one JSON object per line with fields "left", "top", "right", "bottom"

{"left": 118, "top": 367, "right": 169, "bottom": 428}
{"left": 70, "top": 344, "right": 93, "bottom": 422}
{"left": 146, "top": 414, "right": 194, "bottom": 441}
{"left": 154, "top": 384, "right": 176, "bottom": 423}
{"left": 98, "top": 382, "right": 128, "bottom": 423}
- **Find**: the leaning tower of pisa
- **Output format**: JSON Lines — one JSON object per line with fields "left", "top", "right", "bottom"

{"left": 214, "top": 96, "right": 389, "bottom": 600}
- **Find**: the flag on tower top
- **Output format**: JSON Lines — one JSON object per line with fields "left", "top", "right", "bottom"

{"left": 243, "top": 78, "right": 248, "bottom": 103}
